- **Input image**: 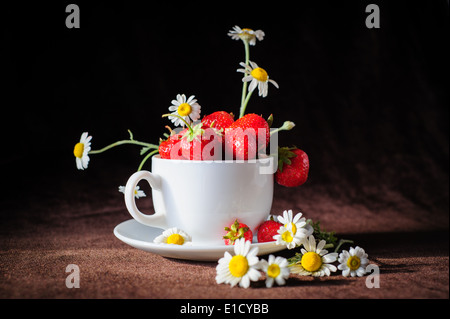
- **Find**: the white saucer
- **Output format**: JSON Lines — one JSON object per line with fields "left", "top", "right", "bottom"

{"left": 113, "top": 219, "right": 287, "bottom": 262}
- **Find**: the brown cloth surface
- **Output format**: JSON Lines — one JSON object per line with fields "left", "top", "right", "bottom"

{"left": 1, "top": 1, "right": 448, "bottom": 301}
{"left": 0, "top": 168, "right": 448, "bottom": 299}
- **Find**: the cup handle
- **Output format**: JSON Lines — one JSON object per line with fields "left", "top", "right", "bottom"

{"left": 124, "top": 170, "right": 167, "bottom": 229}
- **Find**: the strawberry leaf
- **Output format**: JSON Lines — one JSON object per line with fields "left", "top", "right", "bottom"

{"left": 277, "top": 146, "right": 298, "bottom": 172}
{"left": 267, "top": 114, "right": 273, "bottom": 128}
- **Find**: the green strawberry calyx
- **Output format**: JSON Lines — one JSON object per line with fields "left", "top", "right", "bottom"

{"left": 183, "top": 122, "right": 204, "bottom": 142}
{"left": 162, "top": 114, "right": 221, "bottom": 142}
{"left": 223, "top": 219, "right": 249, "bottom": 244}
{"left": 277, "top": 146, "right": 298, "bottom": 172}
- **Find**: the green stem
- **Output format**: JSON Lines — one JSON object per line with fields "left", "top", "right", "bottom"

{"left": 162, "top": 114, "right": 193, "bottom": 134}
{"left": 239, "top": 40, "right": 251, "bottom": 118}
{"left": 137, "top": 149, "right": 159, "bottom": 171}
{"left": 334, "top": 239, "right": 354, "bottom": 253}
{"left": 239, "top": 89, "right": 253, "bottom": 119}
{"left": 270, "top": 121, "right": 296, "bottom": 136}
{"left": 88, "top": 140, "right": 158, "bottom": 155}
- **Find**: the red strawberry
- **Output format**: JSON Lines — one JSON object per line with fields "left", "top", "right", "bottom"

{"left": 275, "top": 147, "right": 309, "bottom": 187}
{"left": 169, "top": 128, "right": 188, "bottom": 140}
{"left": 257, "top": 217, "right": 282, "bottom": 243}
{"left": 158, "top": 127, "right": 188, "bottom": 159}
{"left": 223, "top": 219, "right": 253, "bottom": 245}
{"left": 180, "top": 124, "right": 222, "bottom": 160}
{"left": 159, "top": 138, "right": 183, "bottom": 159}
{"left": 202, "top": 111, "right": 234, "bottom": 132}
{"left": 224, "top": 113, "right": 270, "bottom": 160}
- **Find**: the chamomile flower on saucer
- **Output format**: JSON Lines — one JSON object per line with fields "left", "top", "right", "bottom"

{"left": 237, "top": 61, "right": 279, "bottom": 97}
{"left": 277, "top": 210, "right": 313, "bottom": 240}
{"left": 259, "top": 255, "right": 290, "bottom": 288}
{"left": 168, "top": 94, "right": 201, "bottom": 127}
{"left": 73, "top": 132, "right": 92, "bottom": 170}
{"left": 227, "top": 25, "right": 265, "bottom": 45}
{"left": 338, "top": 246, "right": 369, "bottom": 277}
{"left": 118, "top": 185, "right": 146, "bottom": 199}
{"left": 153, "top": 228, "right": 192, "bottom": 245}
{"left": 290, "top": 235, "right": 338, "bottom": 277}
{"left": 273, "top": 223, "right": 303, "bottom": 249}
{"left": 216, "top": 238, "right": 261, "bottom": 288}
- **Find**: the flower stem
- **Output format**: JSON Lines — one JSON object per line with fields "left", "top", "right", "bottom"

{"left": 239, "top": 89, "right": 253, "bottom": 118}
{"left": 88, "top": 140, "right": 158, "bottom": 155}
{"left": 239, "top": 39, "right": 251, "bottom": 118}
{"left": 334, "top": 239, "right": 354, "bottom": 253}
{"left": 270, "top": 121, "right": 296, "bottom": 136}
{"left": 137, "top": 149, "right": 159, "bottom": 171}
{"left": 162, "top": 114, "right": 193, "bottom": 134}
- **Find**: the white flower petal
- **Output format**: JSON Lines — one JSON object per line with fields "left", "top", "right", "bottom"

{"left": 268, "top": 79, "right": 279, "bottom": 88}
{"left": 248, "top": 78, "right": 258, "bottom": 92}
{"left": 316, "top": 239, "right": 326, "bottom": 253}
{"left": 239, "top": 275, "right": 250, "bottom": 288}
{"left": 242, "top": 75, "right": 253, "bottom": 82}
{"left": 292, "top": 212, "right": 302, "bottom": 223}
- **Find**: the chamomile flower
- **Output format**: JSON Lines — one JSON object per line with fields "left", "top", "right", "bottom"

{"left": 273, "top": 223, "right": 303, "bottom": 249}
{"left": 227, "top": 26, "right": 265, "bottom": 45}
{"left": 73, "top": 132, "right": 92, "bottom": 170}
{"left": 259, "top": 255, "right": 290, "bottom": 288}
{"left": 153, "top": 227, "right": 192, "bottom": 245}
{"left": 277, "top": 210, "right": 313, "bottom": 240}
{"left": 290, "top": 235, "right": 338, "bottom": 277}
{"left": 168, "top": 94, "right": 201, "bottom": 127}
{"left": 237, "top": 61, "right": 279, "bottom": 97}
{"left": 216, "top": 238, "right": 261, "bottom": 288}
{"left": 338, "top": 246, "right": 369, "bottom": 277}
{"left": 118, "top": 185, "right": 146, "bottom": 199}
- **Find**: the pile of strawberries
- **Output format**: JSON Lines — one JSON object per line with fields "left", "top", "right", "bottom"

{"left": 223, "top": 218, "right": 283, "bottom": 245}
{"left": 159, "top": 111, "right": 310, "bottom": 188}
{"left": 159, "top": 111, "right": 269, "bottom": 161}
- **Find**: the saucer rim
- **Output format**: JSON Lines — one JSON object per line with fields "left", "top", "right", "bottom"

{"left": 113, "top": 219, "right": 287, "bottom": 261}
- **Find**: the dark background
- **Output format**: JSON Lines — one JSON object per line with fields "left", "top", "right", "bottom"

{"left": 2, "top": 1, "right": 449, "bottom": 232}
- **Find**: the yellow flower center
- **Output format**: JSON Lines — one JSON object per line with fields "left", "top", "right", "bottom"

{"left": 281, "top": 230, "right": 293, "bottom": 243}
{"left": 239, "top": 28, "right": 255, "bottom": 41}
{"left": 177, "top": 103, "right": 192, "bottom": 117}
{"left": 267, "top": 264, "right": 281, "bottom": 278}
{"left": 73, "top": 143, "right": 84, "bottom": 158}
{"left": 301, "top": 252, "right": 322, "bottom": 272}
{"left": 286, "top": 223, "right": 297, "bottom": 235}
{"left": 166, "top": 234, "right": 185, "bottom": 245}
{"left": 251, "top": 67, "right": 268, "bottom": 82}
{"left": 347, "top": 256, "right": 361, "bottom": 270}
{"left": 229, "top": 255, "right": 249, "bottom": 278}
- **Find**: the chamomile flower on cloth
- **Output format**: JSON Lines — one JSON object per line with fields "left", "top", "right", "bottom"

{"left": 153, "top": 228, "right": 192, "bottom": 245}
{"left": 277, "top": 210, "right": 313, "bottom": 240}
{"left": 168, "top": 94, "right": 201, "bottom": 127}
{"left": 259, "top": 255, "right": 290, "bottom": 288}
{"left": 227, "top": 26, "right": 265, "bottom": 45}
{"left": 273, "top": 223, "right": 303, "bottom": 249}
{"left": 118, "top": 185, "right": 146, "bottom": 199}
{"left": 290, "top": 235, "right": 338, "bottom": 277}
{"left": 237, "top": 61, "right": 279, "bottom": 97}
{"left": 215, "top": 238, "right": 261, "bottom": 288}
{"left": 73, "top": 132, "right": 92, "bottom": 170}
{"left": 338, "top": 246, "right": 369, "bottom": 277}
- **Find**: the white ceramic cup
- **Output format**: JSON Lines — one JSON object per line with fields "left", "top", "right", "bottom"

{"left": 124, "top": 155, "right": 274, "bottom": 244}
